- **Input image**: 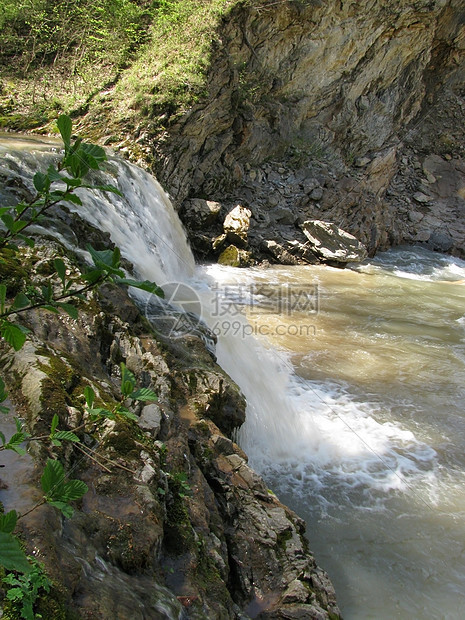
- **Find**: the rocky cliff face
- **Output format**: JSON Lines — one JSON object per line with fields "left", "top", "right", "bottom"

{"left": 142, "top": 0, "right": 465, "bottom": 261}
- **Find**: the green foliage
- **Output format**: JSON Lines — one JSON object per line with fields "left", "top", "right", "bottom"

{"left": 0, "top": 0, "right": 238, "bottom": 131}
{"left": 0, "top": 418, "right": 29, "bottom": 455}
{"left": 40, "top": 459, "right": 88, "bottom": 518}
{"left": 84, "top": 363, "right": 157, "bottom": 423}
{"left": 2, "top": 557, "right": 51, "bottom": 619}
{"left": 49, "top": 414, "right": 80, "bottom": 447}
{"left": 0, "top": 532, "right": 31, "bottom": 575}
{"left": 170, "top": 471, "right": 191, "bottom": 498}
{"left": 0, "top": 0, "right": 153, "bottom": 71}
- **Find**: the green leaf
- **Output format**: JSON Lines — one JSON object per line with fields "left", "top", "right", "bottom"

{"left": 11, "top": 292, "right": 30, "bottom": 311}
{"left": 50, "top": 414, "right": 59, "bottom": 435}
{"left": 1, "top": 212, "right": 18, "bottom": 233}
{"left": 80, "top": 143, "right": 107, "bottom": 163}
{"left": 33, "top": 171, "right": 51, "bottom": 193}
{"left": 87, "top": 245, "right": 123, "bottom": 276}
{"left": 54, "top": 430, "right": 80, "bottom": 443}
{"left": 0, "top": 532, "right": 31, "bottom": 573}
{"left": 0, "top": 284, "right": 6, "bottom": 313}
{"left": 41, "top": 282, "right": 53, "bottom": 302}
{"left": 129, "top": 387, "right": 158, "bottom": 402}
{"left": 88, "top": 407, "right": 115, "bottom": 420}
{"left": 120, "top": 362, "right": 136, "bottom": 397}
{"left": 14, "top": 203, "right": 28, "bottom": 216}
{"left": 57, "top": 115, "right": 72, "bottom": 150}
{"left": 84, "top": 386, "right": 95, "bottom": 408}
{"left": 82, "top": 268, "right": 104, "bottom": 284}
{"left": 0, "top": 376, "right": 7, "bottom": 402}
{"left": 46, "top": 164, "right": 64, "bottom": 182}
{"left": 15, "top": 233, "right": 34, "bottom": 248}
{"left": 4, "top": 431, "right": 28, "bottom": 455}
{"left": 5, "top": 586, "right": 23, "bottom": 600}
{"left": 62, "top": 479, "right": 87, "bottom": 501}
{"left": 116, "top": 406, "right": 138, "bottom": 422}
{"left": 0, "top": 510, "right": 18, "bottom": 534}
{"left": 53, "top": 258, "right": 66, "bottom": 284}
{"left": 43, "top": 305, "right": 60, "bottom": 314}
{"left": 41, "top": 459, "right": 87, "bottom": 514}
{"left": 0, "top": 431, "right": 5, "bottom": 444}
{"left": 56, "top": 302, "right": 78, "bottom": 320}
{"left": 0, "top": 322, "right": 29, "bottom": 351}
{"left": 41, "top": 459, "right": 65, "bottom": 496}
{"left": 115, "top": 278, "right": 165, "bottom": 298}
{"left": 47, "top": 501, "right": 74, "bottom": 519}
{"left": 64, "top": 177, "right": 82, "bottom": 188}
{"left": 62, "top": 193, "right": 82, "bottom": 206}
{"left": 64, "top": 151, "right": 87, "bottom": 178}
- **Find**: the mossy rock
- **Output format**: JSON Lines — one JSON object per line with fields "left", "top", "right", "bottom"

{"left": 217, "top": 244, "right": 252, "bottom": 267}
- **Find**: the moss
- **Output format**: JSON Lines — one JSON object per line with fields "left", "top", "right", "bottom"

{"left": 0, "top": 248, "right": 28, "bottom": 297}
{"left": 194, "top": 536, "right": 231, "bottom": 608}
{"left": 37, "top": 355, "right": 82, "bottom": 422}
{"left": 164, "top": 472, "right": 195, "bottom": 554}
{"left": 218, "top": 245, "right": 241, "bottom": 267}
{"left": 276, "top": 529, "right": 293, "bottom": 551}
{"left": 103, "top": 420, "right": 139, "bottom": 457}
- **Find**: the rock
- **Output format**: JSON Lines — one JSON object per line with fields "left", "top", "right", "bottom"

{"left": 223, "top": 204, "right": 252, "bottom": 247}
{"left": 139, "top": 404, "right": 162, "bottom": 435}
{"left": 273, "top": 206, "right": 295, "bottom": 224}
{"left": 180, "top": 198, "right": 222, "bottom": 229}
{"left": 413, "top": 191, "right": 432, "bottom": 203}
{"left": 218, "top": 244, "right": 252, "bottom": 267}
{"left": 408, "top": 210, "right": 424, "bottom": 223}
{"left": 282, "top": 579, "right": 312, "bottom": 604}
{"left": 212, "top": 233, "right": 227, "bottom": 252}
{"left": 355, "top": 157, "right": 371, "bottom": 167}
{"left": 413, "top": 230, "right": 431, "bottom": 241}
{"left": 261, "top": 240, "right": 301, "bottom": 265}
{"left": 301, "top": 220, "right": 368, "bottom": 263}
{"left": 309, "top": 187, "right": 324, "bottom": 201}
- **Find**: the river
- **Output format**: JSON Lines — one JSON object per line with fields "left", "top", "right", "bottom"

{"left": 201, "top": 249, "right": 465, "bottom": 619}
{"left": 2, "top": 138, "right": 465, "bottom": 618}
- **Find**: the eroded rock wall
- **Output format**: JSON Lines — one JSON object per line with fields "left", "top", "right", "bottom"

{"left": 148, "top": 0, "right": 464, "bottom": 259}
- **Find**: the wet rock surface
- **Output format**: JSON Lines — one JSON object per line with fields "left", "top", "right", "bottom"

{"left": 301, "top": 220, "right": 368, "bottom": 264}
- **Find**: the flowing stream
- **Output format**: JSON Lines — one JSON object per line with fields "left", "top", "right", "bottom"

{"left": 1, "top": 138, "right": 465, "bottom": 618}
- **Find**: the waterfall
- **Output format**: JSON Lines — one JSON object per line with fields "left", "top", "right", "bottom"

{"left": 3, "top": 138, "right": 465, "bottom": 619}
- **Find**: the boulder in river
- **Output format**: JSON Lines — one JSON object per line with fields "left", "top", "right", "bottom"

{"left": 301, "top": 220, "right": 368, "bottom": 263}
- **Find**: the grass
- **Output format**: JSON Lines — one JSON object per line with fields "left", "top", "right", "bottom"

{"left": 0, "top": 0, "right": 242, "bottom": 137}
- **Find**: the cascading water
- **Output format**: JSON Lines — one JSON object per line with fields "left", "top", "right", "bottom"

{"left": 2, "top": 137, "right": 465, "bottom": 619}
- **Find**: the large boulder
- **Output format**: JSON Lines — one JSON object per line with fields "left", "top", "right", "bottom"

{"left": 301, "top": 220, "right": 368, "bottom": 264}
{"left": 223, "top": 204, "right": 252, "bottom": 247}
{"left": 180, "top": 198, "right": 221, "bottom": 229}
